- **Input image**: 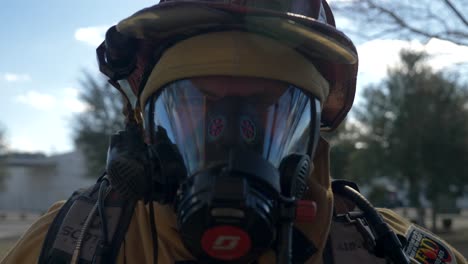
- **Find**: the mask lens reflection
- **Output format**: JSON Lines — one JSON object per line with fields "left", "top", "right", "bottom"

{"left": 149, "top": 77, "right": 315, "bottom": 176}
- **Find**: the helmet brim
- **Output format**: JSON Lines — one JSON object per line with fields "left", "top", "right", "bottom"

{"left": 117, "top": 2, "right": 357, "bottom": 64}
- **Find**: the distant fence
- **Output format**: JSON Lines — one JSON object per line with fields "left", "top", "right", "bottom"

{"left": 392, "top": 207, "right": 468, "bottom": 231}
{"left": 0, "top": 211, "right": 41, "bottom": 221}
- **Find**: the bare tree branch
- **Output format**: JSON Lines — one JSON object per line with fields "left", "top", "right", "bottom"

{"left": 366, "top": 0, "right": 437, "bottom": 39}
{"left": 333, "top": 0, "right": 468, "bottom": 47}
{"left": 441, "top": 0, "right": 468, "bottom": 26}
{"left": 426, "top": 8, "right": 451, "bottom": 34}
{"left": 445, "top": 31, "right": 468, "bottom": 38}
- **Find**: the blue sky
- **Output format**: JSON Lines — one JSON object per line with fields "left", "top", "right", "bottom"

{"left": 1, "top": 0, "right": 468, "bottom": 154}
{"left": 0, "top": 0, "right": 155, "bottom": 153}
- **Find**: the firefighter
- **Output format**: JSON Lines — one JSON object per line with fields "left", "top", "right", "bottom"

{"left": 2, "top": 0, "right": 466, "bottom": 263}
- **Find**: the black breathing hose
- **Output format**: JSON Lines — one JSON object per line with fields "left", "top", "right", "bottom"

{"left": 72, "top": 177, "right": 111, "bottom": 264}
{"left": 98, "top": 178, "right": 110, "bottom": 247}
{"left": 148, "top": 158, "right": 158, "bottom": 264}
{"left": 276, "top": 197, "right": 295, "bottom": 264}
{"left": 277, "top": 222, "right": 293, "bottom": 264}
{"left": 149, "top": 202, "right": 158, "bottom": 264}
{"left": 333, "top": 183, "right": 410, "bottom": 264}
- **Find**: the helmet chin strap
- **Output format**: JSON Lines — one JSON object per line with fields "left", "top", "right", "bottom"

{"left": 107, "top": 79, "right": 143, "bottom": 128}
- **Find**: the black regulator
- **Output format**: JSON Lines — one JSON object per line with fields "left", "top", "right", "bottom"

{"left": 106, "top": 122, "right": 312, "bottom": 263}
{"left": 176, "top": 148, "right": 311, "bottom": 263}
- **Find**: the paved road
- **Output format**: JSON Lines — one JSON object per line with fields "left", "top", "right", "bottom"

{"left": 0, "top": 219, "right": 36, "bottom": 240}
{"left": 0, "top": 213, "right": 40, "bottom": 240}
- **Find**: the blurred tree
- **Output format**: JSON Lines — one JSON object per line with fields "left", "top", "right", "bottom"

{"left": 332, "top": 0, "right": 467, "bottom": 46}
{"left": 325, "top": 119, "right": 365, "bottom": 182}
{"left": 326, "top": 126, "right": 356, "bottom": 181}
{"left": 326, "top": 115, "right": 399, "bottom": 209}
{"left": 356, "top": 50, "right": 468, "bottom": 230}
{"left": 0, "top": 125, "right": 7, "bottom": 191}
{"left": 0, "top": 125, "right": 6, "bottom": 155}
{"left": 367, "top": 184, "right": 397, "bottom": 208}
{"left": 73, "top": 72, "right": 124, "bottom": 177}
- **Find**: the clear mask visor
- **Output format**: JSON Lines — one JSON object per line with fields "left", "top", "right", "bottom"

{"left": 146, "top": 77, "right": 320, "bottom": 176}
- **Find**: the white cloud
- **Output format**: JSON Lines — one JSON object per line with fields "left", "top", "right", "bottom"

{"left": 61, "top": 87, "right": 89, "bottom": 113}
{"left": 356, "top": 38, "right": 468, "bottom": 85}
{"left": 3, "top": 73, "right": 31, "bottom": 82}
{"left": 8, "top": 136, "right": 41, "bottom": 153}
{"left": 357, "top": 39, "right": 423, "bottom": 84}
{"left": 74, "top": 25, "right": 109, "bottom": 46}
{"left": 328, "top": 0, "right": 357, "bottom": 2}
{"left": 424, "top": 38, "right": 468, "bottom": 70}
{"left": 14, "top": 87, "right": 89, "bottom": 113}
{"left": 15, "top": 91, "right": 57, "bottom": 110}
{"left": 63, "top": 87, "right": 79, "bottom": 97}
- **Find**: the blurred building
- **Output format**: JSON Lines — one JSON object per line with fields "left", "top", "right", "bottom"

{"left": 0, "top": 150, "right": 96, "bottom": 212}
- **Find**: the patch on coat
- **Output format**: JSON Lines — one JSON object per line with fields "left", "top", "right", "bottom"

{"left": 405, "top": 225, "right": 456, "bottom": 264}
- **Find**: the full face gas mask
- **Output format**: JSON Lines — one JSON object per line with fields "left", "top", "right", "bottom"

{"left": 140, "top": 76, "right": 321, "bottom": 262}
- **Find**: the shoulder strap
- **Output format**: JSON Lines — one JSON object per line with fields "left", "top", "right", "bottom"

{"left": 325, "top": 179, "right": 388, "bottom": 264}
{"left": 38, "top": 185, "right": 98, "bottom": 264}
{"left": 38, "top": 179, "right": 137, "bottom": 264}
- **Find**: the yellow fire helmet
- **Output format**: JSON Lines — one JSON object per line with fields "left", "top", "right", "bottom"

{"left": 97, "top": 0, "right": 358, "bottom": 131}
